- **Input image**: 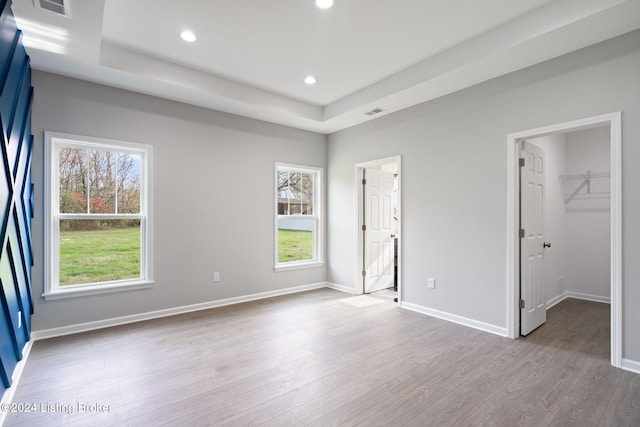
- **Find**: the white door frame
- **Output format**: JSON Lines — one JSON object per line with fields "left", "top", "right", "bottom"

{"left": 506, "top": 112, "right": 622, "bottom": 368}
{"left": 355, "top": 155, "right": 402, "bottom": 301}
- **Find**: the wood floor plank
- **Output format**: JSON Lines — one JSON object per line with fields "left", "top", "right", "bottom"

{"left": 4, "top": 290, "right": 639, "bottom": 426}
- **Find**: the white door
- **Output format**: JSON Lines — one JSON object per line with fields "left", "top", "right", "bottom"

{"left": 364, "top": 168, "right": 396, "bottom": 293}
{"left": 520, "top": 142, "right": 548, "bottom": 335}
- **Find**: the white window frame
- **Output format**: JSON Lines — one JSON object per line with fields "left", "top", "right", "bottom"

{"left": 43, "top": 132, "right": 154, "bottom": 300}
{"left": 274, "top": 163, "right": 324, "bottom": 271}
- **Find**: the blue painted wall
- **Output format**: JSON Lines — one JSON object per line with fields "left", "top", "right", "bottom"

{"left": 0, "top": 0, "right": 33, "bottom": 391}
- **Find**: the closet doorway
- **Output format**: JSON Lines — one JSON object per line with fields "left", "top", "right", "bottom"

{"left": 507, "top": 112, "right": 622, "bottom": 368}
{"left": 521, "top": 126, "right": 611, "bottom": 335}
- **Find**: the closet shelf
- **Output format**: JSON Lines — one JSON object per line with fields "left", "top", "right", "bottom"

{"left": 559, "top": 170, "right": 610, "bottom": 210}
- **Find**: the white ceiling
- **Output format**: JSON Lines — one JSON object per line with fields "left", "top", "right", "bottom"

{"left": 11, "top": 0, "right": 640, "bottom": 134}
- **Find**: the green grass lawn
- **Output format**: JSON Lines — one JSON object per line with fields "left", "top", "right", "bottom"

{"left": 59, "top": 227, "right": 140, "bottom": 286}
{"left": 278, "top": 229, "right": 313, "bottom": 262}
{"left": 61, "top": 227, "right": 308, "bottom": 285}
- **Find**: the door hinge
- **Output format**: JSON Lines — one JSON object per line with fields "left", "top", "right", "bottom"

{"left": 362, "top": 224, "right": 366, "bottom": 231}
{"left": 519, "top": 299, "right": 525, "bottom": 309}
{"left": 520, "top": 229, "right": 525, "bottom": 238}
{"left": 362, "top": 270, "right": 366, "bottom": 277}
{"left": 362, "top": 179, "right": 366, "bottom": 185}
{"left": 519, "top": 158, "right": 525, "bottom": 167}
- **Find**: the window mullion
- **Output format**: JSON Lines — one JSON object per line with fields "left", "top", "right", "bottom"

{"left": 85, "top": 156, "right": 90, "bottom": 214}
{"left": 115, "top": 152, "right": 119, "bottom": 215}
{"left": 58, "top": 213, "right": 143, "bottom": 220}
{"left": 287, "top": 171, "right": 291, "bottom": 215}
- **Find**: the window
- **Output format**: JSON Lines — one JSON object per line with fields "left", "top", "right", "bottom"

{"left": 275, "top": 163, "right": 323, "bottom": 270}
{"left": 44, "top": 132, "right": 153, "bottom": 299}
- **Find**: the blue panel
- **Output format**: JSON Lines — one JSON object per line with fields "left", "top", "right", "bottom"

{"left": 0, "top": 292, "right": 17, "bottom": 387}
{"left": 12, "top": 73, "right": 31, "bottom": 179}
{"left": 0, "top": 120, "right": 11, "bottom": 249}
{"left": 9, "top": 210, "right": 31, "bottom": 336}
{"left": 17, "top": 136, "right": 33, "bottom": 314}
{"left": 8, "top": 62, "right": 29, "bottom": 175}
{"left": 23, "top": 149, "right": 34, "bottom": 272}
{"left": 0, "top": 0, "right": 18, "bottom": 94}
{"left": 0, "top": 274, "right": 17, "bottom": 388}
{"left": 1, "top": 241, "right": 24, "bottom": 356}
{"left": 1, "top": 39, "right": 26, "bottom": 138}
{"left": 0, "top": 0, "right": 33, "bottom": 393}
{"left": 7, "top": 238, "right": 28, "bottom": 344}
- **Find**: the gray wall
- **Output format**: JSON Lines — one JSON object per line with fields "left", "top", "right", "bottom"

{"left": 31, "top": 72, "right": 327, "bottom": 331}
{"left": 327, "top": 30, "right": 640, "bottom": 363}
{"left": 529, "top": 126, "right": 611, "bottom": 305}
{"left": 565, "top": 127, "right": 611, "bottom": 300}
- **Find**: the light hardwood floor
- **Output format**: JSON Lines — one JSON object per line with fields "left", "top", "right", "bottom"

{"left": 4, "top": 289, "right": 639, "bottom": 426}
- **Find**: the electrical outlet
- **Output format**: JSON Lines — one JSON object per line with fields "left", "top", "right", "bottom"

{"left": 213, "top": 272, "right": 220, "bottom": 283}
{"left": 428, "top": 278, "right": 435, "bottom": 289}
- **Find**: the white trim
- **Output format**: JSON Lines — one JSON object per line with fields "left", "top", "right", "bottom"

{"left": 0, "top": 341, "right": 34, "bottom": 426}
{"left": 325, "top": 282, "right": 356, "bottom": 294}
{"left": 506, "top": 112, "right": 622, "bottom": 369}
{"left": 547, "top": 292, "right": 611, "bottom": 309}
{"left": 621, "top": 359, "right": 640, "bottom": 375}
{"left": 401, "top": 302, "right": 508, "bottom": 337}
{"left": 609, "top": 113, "right": 623, "bottom": 369}
{"left": 546, "top": 293, "right": 568, "bottom": 310}
{"left": 354, "top": 155, "right": 402, "bottom": 301}
{"left": 31, "top": 282, "right": 328, "bottom": 340}
{"left": 273, "top": 261, "right": 325, "bottom": 272}
{"left": 565, "top": 292, "right": 611, "bottom": 304}
{"left": 44, "top": 131, "right": 154, "bottom": 296}
{"left": 42, "top": 280, "right": 154, "bottom": 301}
{"left": 45, "top": 132, "right": 153, "bottom": 153}
{"left": 274, "top": 163, "right": 324, "bottom": 270}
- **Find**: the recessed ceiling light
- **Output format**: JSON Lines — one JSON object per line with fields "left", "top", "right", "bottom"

{"left": 315, "top": 0, "right": 334, "bottom": 9}
{"left": 304, "top": 76, "right": 317, "bottom": 85}
{"left": 180, "top": 30, "right": 196, "bottom": 42}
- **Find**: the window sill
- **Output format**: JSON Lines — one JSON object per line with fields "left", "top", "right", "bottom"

{"left": 42, "top": 280, "right": 154, "bottom": 301}
{"left": 274, "top": 261, "right": 325, "bottom": 272}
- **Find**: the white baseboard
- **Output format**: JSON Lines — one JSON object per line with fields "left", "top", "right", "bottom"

{"left": 566, "top": 291, "right": 610, "bottom": 304}
{"left": 32, "top": 282, "right": 329, "bottom": 340}
{"left": 400, "top": 302, "right": 508, "bottom": 337}
{"left": 325, "top": 282, "right": 356, "bottom": 294}
{"left": 1, "top": 341, "right": 34, "bottom": 426}
{"left": 547, "top": 291, "right": 610, "bottom": 309}
{"left": 622, "top": 358, "right": 640, "bottom": 375}
{"left": 546, "top": 293, "right": 568, "bottom": 309}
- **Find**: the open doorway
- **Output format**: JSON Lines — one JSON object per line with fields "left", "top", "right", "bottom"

{"left": 507, "top": 112, "right": 622, "bottom": 368}
{"left": 520, "top": 126, "right": 611, "bottom": 336}
{"left": 355, "top": 156, "right": 402, "bottom": 302}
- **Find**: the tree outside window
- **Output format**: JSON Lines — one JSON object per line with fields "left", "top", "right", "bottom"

{"left": 275, "top": 164, "right": 322, "bottom": 268}
{"left": 45, "top": 133, "right": 152, "bottom": 298}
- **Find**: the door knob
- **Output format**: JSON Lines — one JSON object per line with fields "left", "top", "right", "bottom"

{"left": 390, "top": 234, "right": 397, "bottom": 238}
{"left": 543, "top": 242, "right": 551, "bottom": 248}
